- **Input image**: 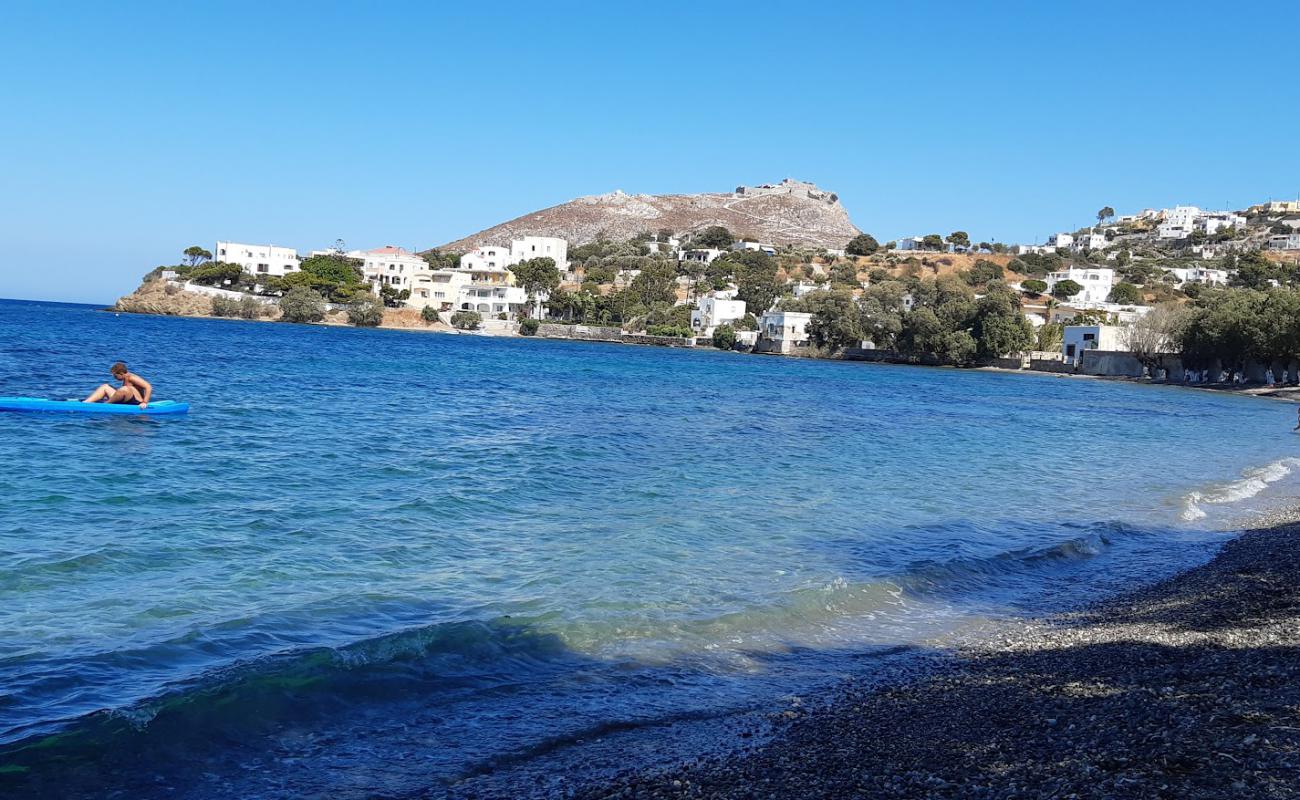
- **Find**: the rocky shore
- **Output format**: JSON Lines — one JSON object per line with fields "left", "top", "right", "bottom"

{"left": 553, "top": 510, "right": 1300, "bottom": 800}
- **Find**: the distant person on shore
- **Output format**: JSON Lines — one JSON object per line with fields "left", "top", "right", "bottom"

{"left": 83, "top": 362, "right": 151, "bottom": 408}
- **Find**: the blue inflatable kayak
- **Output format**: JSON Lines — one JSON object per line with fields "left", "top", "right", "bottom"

{"left": 0, "top": 398, "right": 190, "bottom": 416}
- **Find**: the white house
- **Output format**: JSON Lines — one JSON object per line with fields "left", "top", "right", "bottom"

{"left": 1045, "top": 267, "right": 1115, "bottom": 305}
{"left": 893, "top": 237, "right": 925, "bottom": 251}
{"left": 1047, "top": 233, "right": 1074, "bottom": 249}
{"left": 1269, "top": 234, "right": 1300, "bottom": 251}
{"left": 510, "top": 236, "right": 568, "bottom": 270}
{"left": 690, "top": 294, "right": 747, "bottom": 337}
{"left": 679, "top": 248, "right": 726, "bottom": 264}
{"left": 360, "top": 246, "right": 425, "bottom": 293}
{"left": 1166, "top": 266, "right": 1229, "bottom": 287}
{"left": 1062, "top": 324, "right": 1128, "bottom": 366}
{"left": 791, "top": 280, "right": 824, "bottom": 298}
{"left": 731, "top": 241, "right": 778, "bottom": 256}
{"left": 407, "top": 269, "right": 469, "bottom": 311}
{"left": 1072, "top": 233, "right": 1111, "bottom": 251}
{"left": 1156, "top": 206, "right": 1202, "bottom": 239}
{"left": 1199, "top": 213, "right": 1247, "bottom": 235}
{"left": 645, "top": 235, "right": 680, "bottom": 255}
{"left": 214, "top": 241, "right": 300, "bottom": 277}
{"left": 758, "top": 310, "right": 813, "bottom": 354}
{"left": 460, "top": 246, "right": 513, "bottom": 271}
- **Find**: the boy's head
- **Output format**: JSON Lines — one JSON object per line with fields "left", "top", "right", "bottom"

{"left": 110, "top": 362, "right": 128, "bottom": 378}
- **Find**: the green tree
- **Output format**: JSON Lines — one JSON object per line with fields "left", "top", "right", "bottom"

{"left": 189, "top": 261, "right": 247, "bottom": 287}
{"left": 946, "top": 231, "right": 971, "bottom": 250}
{"left": 1051, "top": 279, "right": 1084, "bottom": 300}
{"left": 963, "top": 259, "right": 1004, "bottom": 286}
{"left": 802, "top": 290, "right": 865, "bottom": 353}
{"left": 183, "top": 246, "right": 213, "bottom": 267}
{"left": 450, "top": 310, "right": 482, "bottom": 330}
{"left": 347, "top": 296, "right": 384, "bottom": 327}
{"left": 1096, "top": 206, "right": 1115, "bottom": 228}
{"left": 711, "top": 324, "right": 738, "bottom": 350}
{"left": 1231, "top": 250, "right": 1284, "bottom": 289}
{"left": 845, "top": 233, "right": 879, "bottom": 256}
{"left": 378, "top": 284, "right": 410, "bottom": 308}
{"left": 692, "top": 226, "right": 734, "bottom": 248}
{"left": 510, "top": 257, "right": 562, "bottom": 318}
{"left": 519, "top": 318, "right": 541, "bottom": 336}
{"left": 421, "top": 249, "right": 461, "bottom": 271}
{"left": 1107, "top": 282, "right": 1142, "bottom": 304}
{"left": 299, "top": 254, "right": 364, "bottom": 285}
{"left": 238, "top": 295, "right": 262, "bottom": 320}
{"left": 1021, "top": 279, "right": 1047, "bottom": 295}
{"left": 209, "top": 295, "right": 240, "bottom": 317}
{"left": 279, "top": 287, "right": 327, "bottom": 323}
{"left": 1036, "top": 322, "right": 1064, "bottom": 352}
{"left": 971, "top": 285, "right": 1033, "bottom": 359}
{"left": 829, "top": 261, "right": 860, "bottom": 287}
{"left": 922, "top": 234, "right": 945, "bottom": 251}
{"left": 420, "top": 305, "right": 440, "bottom": 323}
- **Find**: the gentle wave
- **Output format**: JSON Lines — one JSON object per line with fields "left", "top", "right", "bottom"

{"left": 2, "top": 523, "right": 1141, "bottom": 755}
{"left": 1180, "top": 457, "right": 1300, "bottom": 521}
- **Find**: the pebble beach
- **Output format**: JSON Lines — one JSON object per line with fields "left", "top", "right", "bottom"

{"left": 563, "top": 507, "right": 1300, "bottom": 800}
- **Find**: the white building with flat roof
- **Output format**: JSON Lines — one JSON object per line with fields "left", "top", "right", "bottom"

{"left": 1047, "top": 233, "right": 1074, "bottom": 249}
{"left": 1045, "top": 267, "right": 1115, "bottom": 305}
{"left": 215, "top": 241, "right": 300, "bottom": 277}
{"left": 731, "top": 241, "right": 778, "bottom": 256}
{"left": 509, "top": 236, "right": 568, "bottom": 269}
{"left": 360, "top": 246, "right": 425, "bottom": 293}
{"left": 1062, "top": 325, "right": 1128, "bottom": 366}
{"left": 1269, "top": 234, "right": 1300, "bottom": 251}
{"left": 758, "top": 310, "right": 813, "bottom": 354}
{"left": 1073, "top": 233, "right": 1111, "bottom": 251}
{"left": 679, "top": 248, "right": 726, "bottom": 264}
{"left": 460, "top": 245, "right": 513, "bottom": 272}
{"left": 1166, "top": 266, "right": 1229, "bottom": 287}
{"left": 690, "top": 294, "right": 747, "bottom": 337}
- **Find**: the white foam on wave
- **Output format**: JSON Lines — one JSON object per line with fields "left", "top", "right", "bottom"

{"left": 1180, "top": 457, "right": 1300, "bottom": 522}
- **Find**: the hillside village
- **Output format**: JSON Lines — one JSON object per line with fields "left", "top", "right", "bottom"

{"left": 117, "top": 188, "right": 1300, "bottom": 384}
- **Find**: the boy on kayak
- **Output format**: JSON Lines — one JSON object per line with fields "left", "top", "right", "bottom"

{"left": 83, "top": 362, "right": 152, "bottom": 408}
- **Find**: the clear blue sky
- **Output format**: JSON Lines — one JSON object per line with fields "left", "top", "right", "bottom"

{"left": 2, "top": 1, "right": 1297, "bottom": 303}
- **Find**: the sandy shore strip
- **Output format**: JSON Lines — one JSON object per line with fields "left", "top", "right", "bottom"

{"left": 549, "top": 508, "right": 1300, "bottom": 800}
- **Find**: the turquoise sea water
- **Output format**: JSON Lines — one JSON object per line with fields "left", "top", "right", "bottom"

{"left": 2, "top": 298, "right": 1299, "bottom": 797}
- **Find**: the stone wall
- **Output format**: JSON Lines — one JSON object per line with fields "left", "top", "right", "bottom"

{"left": 537, "top": 324, "right": 623, "bottom": 342}
{"left": 620, "top": 334, "right": 696, "bottom": 348}
{"left": 1079, "top": 350, "right": 1145, "bottom": 378}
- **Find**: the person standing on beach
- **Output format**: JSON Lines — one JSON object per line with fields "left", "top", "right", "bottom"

{"left": 83, "top": 362, "right": 152, "bottom": 408}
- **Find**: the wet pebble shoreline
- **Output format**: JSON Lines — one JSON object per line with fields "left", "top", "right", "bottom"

{"left": 556, "top": 509, "right": 1300, "bottom": 800}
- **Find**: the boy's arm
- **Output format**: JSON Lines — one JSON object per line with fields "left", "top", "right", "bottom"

{"left": 130, "top": 374, "right": 153, "bottom": 406}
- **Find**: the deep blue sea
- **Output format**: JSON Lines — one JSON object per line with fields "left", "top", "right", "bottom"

{"left": 2, "top": 298, "right": 1299, "bottom": 797}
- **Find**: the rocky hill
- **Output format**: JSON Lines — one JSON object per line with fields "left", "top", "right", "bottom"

{"left": 437, "top": 178, "right": 862, "bottom": 252}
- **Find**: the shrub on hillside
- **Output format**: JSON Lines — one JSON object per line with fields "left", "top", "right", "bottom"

{"left": 1021, "top": 279, "right": 1047, "bottom": 295}
{"left": 964, "top": 259, "right": 1004, "bottom": 286}
{"left": 1108, "top": 282, "right": 1142, "bottom": 304}
{"left": 347, "top": 296, "right": 384, "bottom": 327}
{"left": 420, "top": 305, "right": 440, "bottom": 323}
{"left": 279, "top": 287, "right": 326, "bottom": 323}
{"left": 210, "top": 296, "right": 240, "bottom": 317}
{"left": 520, "top": 318, "right": 540, "bottom": 336}
{"left": 846, "top": 233, "right": 880, "bottom": 256}
{"left": 451, "top": 310, "right": 481, "bottom": 330}
{"left": 238, "top": 295, "right": 262, "bottom": 319}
